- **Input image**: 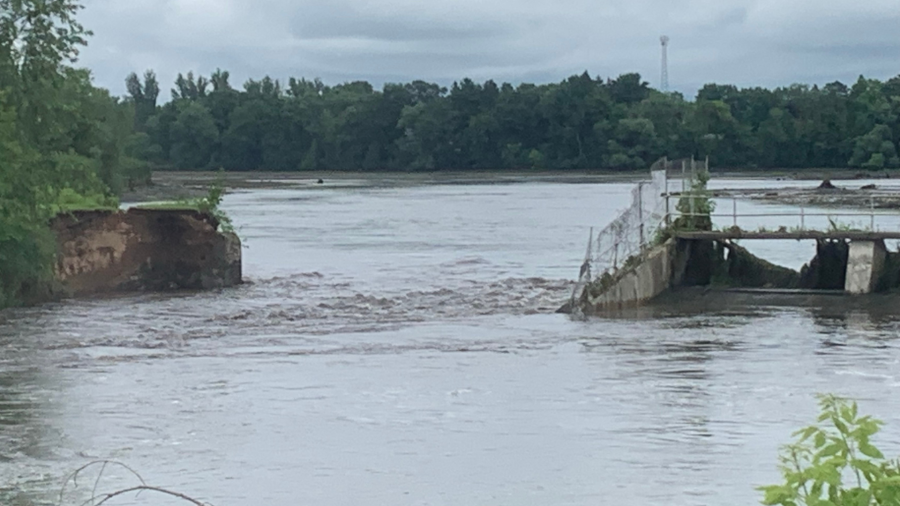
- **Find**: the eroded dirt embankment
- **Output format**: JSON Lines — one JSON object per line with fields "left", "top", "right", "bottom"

{"left": 52, "top": 209, "right": 242, "bottom": 296}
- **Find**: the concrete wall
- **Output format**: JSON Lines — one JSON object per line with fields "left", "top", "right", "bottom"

{"left": 575, "top": 236, "right": 890, "bottom": 314}
{"left": 845, "top": 240, "right": 886, "bottom": 295}
{"left": 585, "top": 239, "right": 683, "bottom": 311}
{"left": 52, "top": 209, "right": 242, "bottom": 296}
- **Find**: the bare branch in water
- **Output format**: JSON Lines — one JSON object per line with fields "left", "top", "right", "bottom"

{"left": 59, "top": 460, "right": 146, "bottom": 506}
{"left": 58, "top": 461, "right": 210, "bottom": 506}
{"left": 92, "top": 485, "right": 210, "bottom": 506}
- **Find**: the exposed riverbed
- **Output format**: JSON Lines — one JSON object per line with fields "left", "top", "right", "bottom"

{"left": 3, "top": 178, "right": 900, "bottom": 506}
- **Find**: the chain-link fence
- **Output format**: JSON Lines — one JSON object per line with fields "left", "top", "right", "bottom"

{"left": 570, "top": 158, "right": 708, "bottom": 306}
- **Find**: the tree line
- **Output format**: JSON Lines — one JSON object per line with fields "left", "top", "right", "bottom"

{"left": 130, "top": 70, "right": 900, "bottom": 172}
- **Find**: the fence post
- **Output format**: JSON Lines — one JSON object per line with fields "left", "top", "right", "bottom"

{"left": 586, "top": 227, "right": 594, "bottom": 261}
{"left": 665, "top": 194, "right": 671, "bottom": 227}
{"left": 689, "top": 183, "right": 696, "bottom": 220}
{"left": 638, "top": 182, "right": 645, "bottom": 248}
{"left": 800, "top": 207, "right": 805, "bottom": 230}
{"left": 871, "top": 196, "right": 875, "bottom": 231}
{"left": 732, "top": 198, "right": 737, "bottom": 228}
{"left": 664, "top": 167, "right": 671, "bottom": 227}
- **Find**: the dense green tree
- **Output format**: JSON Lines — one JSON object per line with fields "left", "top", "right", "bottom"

{"left": 1, "top": 0, "right": 141, "bottom": 307}
{"left": 210, "top": 69, "right": 232, "bottom": 92}
{"left": 172, "top": 71, "right": 209, "bottom": 101}
{"left": 395, "top": 99, "right": 455, "bottom": 170}
{"left": 849, "top": 125, "right": 900, "bottom": 168}
{"left": 126, "top": 70, "right": 160, "bottom": 132}
{"left": 170, "top": 101, "right": 218, "bottom": 169}
{"left": 608, "top": 73, "right": 650, "bottom": 104}
{"left": 688, "top": 99, "right": 746, "bottom": 165}
{"left": 609, "top": 118, "right": 658, "bottom": 168}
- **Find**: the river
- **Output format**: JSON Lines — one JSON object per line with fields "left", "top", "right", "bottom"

{"left": 2, "top": 177, "right": 900, "bottom": 506}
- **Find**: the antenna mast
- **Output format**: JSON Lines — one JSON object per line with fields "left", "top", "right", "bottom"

{"left": 660, "top": 35, "right": 670, "bottom": 92}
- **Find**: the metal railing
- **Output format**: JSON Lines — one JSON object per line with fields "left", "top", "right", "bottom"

{"left": 671, "top": 193, "right": 900, "bottom": 232}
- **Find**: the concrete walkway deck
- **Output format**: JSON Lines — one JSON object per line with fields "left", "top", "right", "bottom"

{"left": 673, "top": 230, "right": 900, "bottom": 241}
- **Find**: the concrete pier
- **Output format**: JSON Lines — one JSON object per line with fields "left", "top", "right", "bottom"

{"left": 845, "top": 240, "right": 887, "bottom": 295}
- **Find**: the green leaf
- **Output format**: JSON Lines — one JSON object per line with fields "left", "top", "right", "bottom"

{"left": 841, "top": 405, "right": 855, "bottom": 424}
{"left": 796, "top": 426, "right": 818, "bottom": 443}
{"left": 815, "top": 432, "right": 827, "bottom": 448}
{"left": 833, "top": 418, "right": 849, "bottom": 435}
{"left": 858, "top": 419, "right": 883, "bottom": 438}
{"left": 852, "top": 459, "right": 881, "bottom": 474}
{"left": 760, "top": 485, "right": 797, "bottom": 505}
{"left": 859, "top": 442, "right": 884, "bottom": 459}
{"left": 847, "top": 489, "right": 872, "bottom": 506}
{"left": 811, "top": 481, "right": 824, "bottom": 499}
{"left": 819, "top": 443, "right": 843, "bottom": 458}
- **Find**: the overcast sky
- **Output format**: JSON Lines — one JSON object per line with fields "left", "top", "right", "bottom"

{"left": 78, "top": 0, "right": 900, "bottom": 99}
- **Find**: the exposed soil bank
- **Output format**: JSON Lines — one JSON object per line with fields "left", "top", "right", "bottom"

{"left": 51, "top": 209, "right": 242, "bottom": 296}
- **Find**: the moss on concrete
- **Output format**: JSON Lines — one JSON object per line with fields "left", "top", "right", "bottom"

{"left": 716, "top": 242, "right": 800, "bottom": 288}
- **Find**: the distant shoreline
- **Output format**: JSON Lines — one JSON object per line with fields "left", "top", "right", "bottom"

{"left": 120, "top": 168, "right": 899, "bottom": 205}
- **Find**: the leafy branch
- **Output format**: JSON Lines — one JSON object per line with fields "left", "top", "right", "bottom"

{"left": 196, "top": 171, "right": 234, "bottom": 234}
{"left": 759, "top": 394, "right": 900, "bottom": 506}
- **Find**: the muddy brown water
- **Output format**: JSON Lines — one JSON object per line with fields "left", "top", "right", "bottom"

{"left": 2, "top": 179, "right": 900, "bottom": 506}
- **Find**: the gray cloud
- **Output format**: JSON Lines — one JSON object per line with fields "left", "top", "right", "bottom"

{"left": 288, "top": 1, "right": 512, "bottom": 42}
{"left": 78, "top": 0, "right": 900, "bottom": 99}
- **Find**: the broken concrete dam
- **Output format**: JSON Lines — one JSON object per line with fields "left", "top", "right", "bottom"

{"left": 51, "top": 208, "right": 242, "bottom": 297}
{"left": 564, "top": 158, "right": 900, "bottom": 315}
{"left": 566, "top": 233, "right": 900, "bottom": 315}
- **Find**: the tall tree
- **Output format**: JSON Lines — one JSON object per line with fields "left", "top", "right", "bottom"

{"left": 126, "top": 69, "right": 160, "bottom": 131}
{"left": 0, "top": 0, "right": 91, "bottom": 148}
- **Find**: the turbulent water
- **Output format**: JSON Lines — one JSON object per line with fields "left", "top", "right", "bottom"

{"left": 2, "top": 178, "right": 900, "bottom": 506}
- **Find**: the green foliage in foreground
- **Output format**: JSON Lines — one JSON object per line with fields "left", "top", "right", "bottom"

{"left": 760, "top": 395, "right": 900, "bottom": 506}
{"left": 1, "top": 0, "right": 148, "bottom": 308}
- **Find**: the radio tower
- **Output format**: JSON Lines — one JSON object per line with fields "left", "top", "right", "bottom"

{"left": 660, "top": 35, "right": 670, "bottom": 92}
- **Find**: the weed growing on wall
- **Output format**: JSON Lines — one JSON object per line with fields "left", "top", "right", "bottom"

{"left": 196, "top": 172, "right": 234, "bottom": 234}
